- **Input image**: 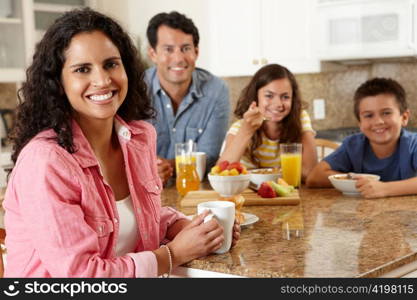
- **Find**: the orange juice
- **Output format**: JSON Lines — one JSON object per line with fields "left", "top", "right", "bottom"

{"left": 175, "top": 155, "right": 196, "bottom": 174}
{"left": 280, "top": 153, "right": 302, "bottom": 187}
{"left": 176, "top": 162, "right": 200, "bottom": 196}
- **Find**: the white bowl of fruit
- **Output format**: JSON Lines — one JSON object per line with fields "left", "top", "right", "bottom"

{"left": 208, "top": 161, "right": 251, "bottom": 197}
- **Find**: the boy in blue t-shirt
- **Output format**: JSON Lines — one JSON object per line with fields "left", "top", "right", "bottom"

{"left": 306, "top": 77, "right": 417, "bottom": 198}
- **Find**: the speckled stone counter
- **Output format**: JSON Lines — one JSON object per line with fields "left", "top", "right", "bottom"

{"left": 161, "top": 183, "right": 417, "bottom": 277}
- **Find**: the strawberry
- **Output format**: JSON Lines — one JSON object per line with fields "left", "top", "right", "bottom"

{"left": 218, "top": 160, "right": 229, "bottom": 171}
{"left": 227, "top": 162, "right": 244, "bottom": 174}
{"left": 257, "top": 182, "right": 276, "bottom": 198}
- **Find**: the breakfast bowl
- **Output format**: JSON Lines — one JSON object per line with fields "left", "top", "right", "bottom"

{"left": 328, "top": 173, "right": 381, "bottom": 197}
{"left": 249, "top": 168, "right": 280, "bottom": 189}
{"left": 208, "top": 174, "right": 251, "bottom": 197}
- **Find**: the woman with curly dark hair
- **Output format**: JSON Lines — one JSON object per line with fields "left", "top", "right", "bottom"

{"left": 3, "top": 8, "right": 236, "bottom": 278}
{"left": 219, "top": 64, "right": 317, "bottom": 181}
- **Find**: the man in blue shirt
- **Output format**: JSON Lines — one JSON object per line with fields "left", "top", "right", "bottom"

{"left": 145, "top": 11, "right": 230, "bottom": 184}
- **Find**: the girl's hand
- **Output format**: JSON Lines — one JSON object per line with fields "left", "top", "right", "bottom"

{"left": 231, "top": 219, "right": 241, "bottom": 248}
{"left": 241, "top": 102, "right": 264, "bottom": 134}
{"left": 168, "top": 210, "right": 224, "bottom": 266}
{"left": 356, "top": 177, "right": 387, "bottom": 198}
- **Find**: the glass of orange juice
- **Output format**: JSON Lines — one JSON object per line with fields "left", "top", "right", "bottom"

{"left": 280, "top": 143, "right": 302, "bottom": 187}
{"left": 175, "top": 141, "right": 200, "bottom": 196}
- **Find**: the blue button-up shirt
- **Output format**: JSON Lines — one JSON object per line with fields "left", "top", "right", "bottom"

{"left": 145, "top": 66, "right": 230, "bottom": 173}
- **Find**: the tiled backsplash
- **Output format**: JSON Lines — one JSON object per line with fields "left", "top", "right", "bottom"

{"left": 0, "top": 83, "right": 18, "bottom": 109}
{"left": 223, "top": 61, "right": 417, "bottom": 130}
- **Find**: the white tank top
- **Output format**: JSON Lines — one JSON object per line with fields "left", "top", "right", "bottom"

{"left": 115, "top": 195, "right": 139, "bottom": 256}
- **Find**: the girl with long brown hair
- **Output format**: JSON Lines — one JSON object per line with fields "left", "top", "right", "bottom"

{"left": 219, "top": 64, "right": 317, "bottom": 181}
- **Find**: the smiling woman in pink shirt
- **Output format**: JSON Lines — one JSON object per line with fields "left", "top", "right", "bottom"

{"left": 3, "top": 8, "right": 240, "bottom": 278}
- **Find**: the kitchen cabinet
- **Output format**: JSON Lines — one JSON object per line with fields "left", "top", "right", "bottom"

{"left": 0, "top": 0, "right": 34, "bottom": 82}
{"left": 201, "top": 0, "right": 320, "bottom": 76}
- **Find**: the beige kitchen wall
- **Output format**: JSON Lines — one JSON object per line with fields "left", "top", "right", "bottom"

{"left": 2, "top": 60, "right": 417, "bottom": 131}
{"left": 223, "top": 60, "right": 417, "bottom": 130}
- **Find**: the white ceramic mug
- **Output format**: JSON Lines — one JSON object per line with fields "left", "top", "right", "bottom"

{"left": 193, "top": 151, "right": 207, "bottom": 181}
{"left": 197, "top": 201, "right": 235, "bottom": 254}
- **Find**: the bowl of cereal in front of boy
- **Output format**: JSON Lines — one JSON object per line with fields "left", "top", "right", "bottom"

{"left": 328, "top": 173, "right": 380, "bottom": 196}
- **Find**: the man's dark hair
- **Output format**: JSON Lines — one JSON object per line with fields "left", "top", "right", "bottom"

{"left": 146, "top": 11, "right": 199, "bottom": 48}
{"left": 353, "top": 77, "right": 407, "bottom": 120}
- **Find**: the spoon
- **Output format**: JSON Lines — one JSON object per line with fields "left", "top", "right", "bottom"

{"left": 347, "top": 172, "right": 358, "bottom": 179}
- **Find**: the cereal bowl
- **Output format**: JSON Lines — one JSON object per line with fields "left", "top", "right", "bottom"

{"left": 208, "top": 174, "right": 251, "bottom": 197}
{"left": 249, "top": 168, "right": 280, "bottom": 188}
{"left": 328, "top": 173, "right": 380, "bottom": 196}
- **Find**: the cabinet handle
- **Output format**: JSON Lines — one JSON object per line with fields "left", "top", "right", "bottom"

{"left": 252, "top": 59, "right": 259, "bottom": 65}
{"left": 261, "top": 58, "right": 268, "bottom": 65}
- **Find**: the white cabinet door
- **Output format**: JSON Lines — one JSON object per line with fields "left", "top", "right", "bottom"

{"left": 261, "top": 0, "right": 319, "bottom": 73}
{"left": 203, "top": 0, "right": 319, "bottom": 76}
{"left": 201, "top": 0, "right": 261, "bottom": 77}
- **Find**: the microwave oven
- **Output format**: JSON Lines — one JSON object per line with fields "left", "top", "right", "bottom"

{"left": 316, "top": 0, "right": 417, "bottom": 61}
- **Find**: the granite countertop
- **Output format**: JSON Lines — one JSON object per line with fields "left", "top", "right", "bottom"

{"left": 161, "top": 183, "right": 417, "bottom": 277}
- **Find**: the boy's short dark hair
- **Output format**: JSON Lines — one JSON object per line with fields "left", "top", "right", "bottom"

{"left": 146, "top": 11, "right": 199, "bottom": 49}
{"left": 353, "top": 77, "right": 408, "bottom": 120}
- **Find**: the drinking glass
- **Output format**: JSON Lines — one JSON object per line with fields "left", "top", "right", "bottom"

{"left": 175, "top": 141, "right": 200, "bottom": 196}
{"left": 280, "top": 143, "right": 302, "bottom": 187}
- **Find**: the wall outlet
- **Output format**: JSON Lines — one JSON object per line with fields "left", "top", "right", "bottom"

{"left": 313, "top": 98, "right": 325, "bottom": 120}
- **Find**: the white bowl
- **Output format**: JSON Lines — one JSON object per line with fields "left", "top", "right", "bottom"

{"left": 328, "top": 173, "right": 381, "bottom": 196}
{"left": 249, "top": 168, "right": 280, "bottom": 188}
{"left": 208, "top": 174, "right": 251, "bottom": 197}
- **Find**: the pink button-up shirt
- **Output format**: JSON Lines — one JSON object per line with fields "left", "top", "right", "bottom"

{"left": 4, "top": 116, "right": 186, "bottom": 277}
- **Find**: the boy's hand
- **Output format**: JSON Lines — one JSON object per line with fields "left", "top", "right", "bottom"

{"left": 356, "top": 177, "right": 387, "bottom": 198}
